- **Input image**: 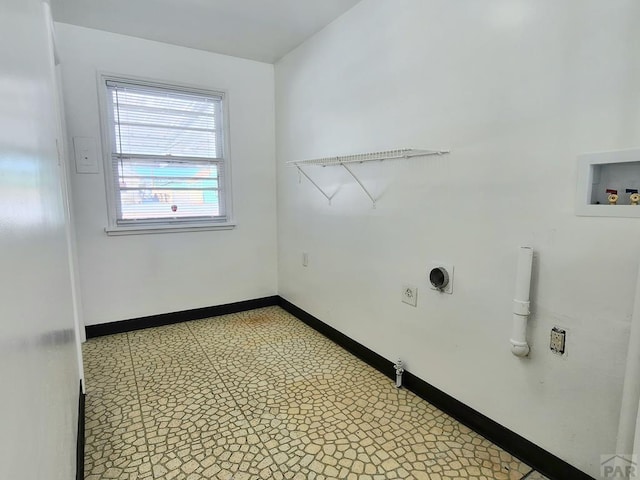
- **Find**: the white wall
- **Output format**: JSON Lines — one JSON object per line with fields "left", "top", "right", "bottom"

{"left": 0, "top": 1, "right": 80, "bottom": 479}
{"left": 276, "top": 0, "right": 640, "bottom": 476}
{"left": 56, "top": 24, "right": 278, "bottom": 325}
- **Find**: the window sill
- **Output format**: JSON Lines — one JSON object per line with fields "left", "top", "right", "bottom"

{"left": 105, "top": 222, "right": 236, "bottom": 236}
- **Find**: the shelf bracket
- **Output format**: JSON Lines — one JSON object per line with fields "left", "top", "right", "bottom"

{"left": 341, "top": 163, "right": 376, "bottom": 208}
{"left": 296, "top": 166, "right": 333, "bottom": 205}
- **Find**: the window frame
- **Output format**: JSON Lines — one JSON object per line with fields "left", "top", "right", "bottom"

{"left": 97, "top": 73, "right": 234, "bottom": 235}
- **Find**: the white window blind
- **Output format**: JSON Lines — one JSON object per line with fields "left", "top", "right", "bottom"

{"left": 105, "top": 79, "right": 227, "bottom": 227}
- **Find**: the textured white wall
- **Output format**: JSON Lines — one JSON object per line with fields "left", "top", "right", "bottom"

{"left": 275, "top": 0, "right": 640, "bottom": 476}
{"left": 56, "top": 24, "right": 278, "bottom": 325}
{"left": 0, "top": 1, "right": 80, "bottom": 479}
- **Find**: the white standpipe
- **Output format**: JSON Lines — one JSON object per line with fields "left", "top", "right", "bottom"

{"left": 511, "top": 247, "right": 533, "bottom": 357}
{"left": 616, "top": 258, "right": 640, "bottom": 457}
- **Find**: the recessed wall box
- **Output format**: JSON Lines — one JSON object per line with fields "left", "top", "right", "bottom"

{"left": 576, "top": 148, "right": 640, "bottom": 217}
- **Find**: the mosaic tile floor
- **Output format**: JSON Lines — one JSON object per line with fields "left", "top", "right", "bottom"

{"left": 83, "top": 306, "right": 550, "bottom": 480}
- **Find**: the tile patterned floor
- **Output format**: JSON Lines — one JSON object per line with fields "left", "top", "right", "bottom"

{"left": 83, "top": 306, "right": 550, "bottom": 480}
{"left": 522, "top": 473, "right": 549, "bottom": 480}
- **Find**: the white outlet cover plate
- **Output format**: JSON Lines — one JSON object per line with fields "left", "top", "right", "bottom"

{"left": 428, "top": 262, "right": 454, "bottom": 294}
{"left": 550, "top": 326, "right": 568, "bottom": 357}
{"left": 401, "top": 284, "right": 418, "bottom": 307}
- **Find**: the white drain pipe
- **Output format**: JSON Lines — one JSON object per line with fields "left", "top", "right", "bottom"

{"left": 511, "top": 247, "right": 533, "bottom": 357}
{"left": 616, "top": 257, "right": 640, "bottom": 457}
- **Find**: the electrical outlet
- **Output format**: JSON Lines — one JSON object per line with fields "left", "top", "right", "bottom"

{"left": 401, "top": 285, "right": 418, "bottom": 307}
{"left": 550, "top": 327, "right": 566, "bottom": 355}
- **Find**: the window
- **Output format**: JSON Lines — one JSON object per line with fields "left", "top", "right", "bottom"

{"left": 101, "top": 76, "right": 232, "bottom": 234}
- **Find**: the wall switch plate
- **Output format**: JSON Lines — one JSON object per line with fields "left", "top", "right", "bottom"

{"left": 550, "top": 327, "right": 566, "bottom": 355}
{"left": 73, "top": 136, "right": 99, "bottom": 174}
{"left": 302, "top": 252, "right": 309, "bottom": 267}
{"left": 401, "top": 285, "right": 418, "bottom": 307}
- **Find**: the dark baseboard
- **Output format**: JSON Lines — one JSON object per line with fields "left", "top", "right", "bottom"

{"left": 85, "top": 296, "right": 279, "bottom": 338}
{"left": 76, "top": 381, "right": 85, "bottom": 480}
{"left": 277, "top": 297, "right": 594, "bottom": 480}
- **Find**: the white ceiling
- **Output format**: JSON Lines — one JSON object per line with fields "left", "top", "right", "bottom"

{"left": 50, "top": 0, "right": 361, "bottom": 63}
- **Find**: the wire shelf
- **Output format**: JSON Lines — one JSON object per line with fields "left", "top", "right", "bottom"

{"left": 287, "top": 148, "right": 449, "bottom": 167}
{"left": 287, "top": 147, "right": 450, "bottom": 207}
